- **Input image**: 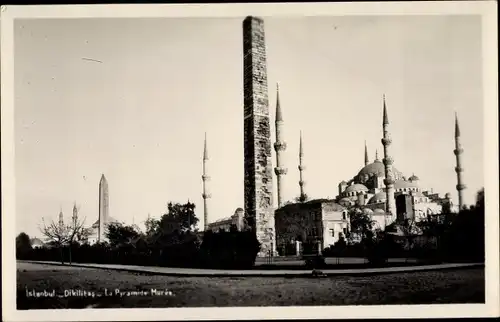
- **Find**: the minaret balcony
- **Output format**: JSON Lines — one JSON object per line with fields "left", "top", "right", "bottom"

{"left": 384, "top": 178, "right": 395, "bottom": 186}
{"left": 274, "top": 167, "right": 288, "bottom": 175}
{"left": 202, "top": 193, "right": 212, "bottom": 199}
{"left": 274, "top": 141, "right": 287, "bottom": 151}
{"left": 202, "top": 175, "right": 211, "bottom": 181}
{"left": 381, "top": 137, "right": 392, "bottom": 145}
{"left": 456, "top": 184, "right": 466, "bottom": 191}
{"left": 454, "top": 166, "right": 464, "bottom": 173}
{"left": 454, "top": 148, "right": 464, "bottom": 155}
{"left": 299, "top": 180, "right": 305, "bottom": 186}
{"left": 298, "top": 165, "right": 306, "bottom": 171}
{"left": 383, "top": 157, "right": 394, "bottom": 165}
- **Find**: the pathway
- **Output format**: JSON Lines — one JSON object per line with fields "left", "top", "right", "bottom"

{"left": 21, "top": 260, "right": 483, "bottom": 277}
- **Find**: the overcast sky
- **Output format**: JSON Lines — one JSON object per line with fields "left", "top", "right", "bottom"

{"left": 14, "top": 15, "right": 483, "bottom": 237}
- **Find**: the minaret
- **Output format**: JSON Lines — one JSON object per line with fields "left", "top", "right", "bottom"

{"left": 298, "top": 131, "right": 306, "bottom": 201}
{"left": 202, "top": 133, "right": 211, "bottom": 231}
{"left": 58, "top": 208, "right": 64, "bottom": 228}
{"left": 98, "top": 174, "right": 109, "bottom": 242}
{"left": 454, "top": 112, "right": 466, "bottom": 210}
{"left": 381, "top": 95, "right": 397, "bottom": 222}
{"left": 72, "top": 202, "right": 78, "bottom": 226}
{"left": 364, "top": 141, "right": 369, "bottom": 166}
{"left": 274, "top": 83, "right": 287, "bottom": 208}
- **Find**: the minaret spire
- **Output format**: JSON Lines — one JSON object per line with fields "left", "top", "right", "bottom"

{"left": 202, "top": 132, "right": 211, "bottom": 230}
{"left": 375, "top": 149, "right": 380, "bottom": 162}
{"left": 274, "top": 83, "right": 287, "bottom": 208}
{"left": 364, "top": 140, "right": 369, "bottom": 166}
{"left": 298, "top": 131, "right": 306, "bottom": 202}
{"left": 454, "top": 112, "right": 466, "bottom": 210}
{"left": 381, "top": 95, "right": 397, "bottom": 223}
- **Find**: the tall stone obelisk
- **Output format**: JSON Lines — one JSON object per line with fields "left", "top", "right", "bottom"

{"left": 98, "top": 174, "right": 109, "bottom": 242}
{"left": 242, "top": 16, "right": 276, "bottom": 257}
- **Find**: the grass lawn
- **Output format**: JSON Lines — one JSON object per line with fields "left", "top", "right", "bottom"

{"left": 17, "top": 261, "right": 484, "bottom": 309}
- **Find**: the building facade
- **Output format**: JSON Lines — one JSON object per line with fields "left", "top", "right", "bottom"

{"left": 207, "top": 208, "right": 246, "bottom": 232}
{"left": 274, "top": 199, "right": 349, "bottom": 256}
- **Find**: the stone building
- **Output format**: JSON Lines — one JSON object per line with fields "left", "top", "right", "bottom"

{"left": 275, "top": 199, "right": 349, "bottom": 255}
{"left": 207, "top": 208, "right": 246, "bottom": 232}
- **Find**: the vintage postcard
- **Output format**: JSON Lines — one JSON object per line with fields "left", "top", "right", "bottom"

{"left": 1, "top": 2, "right": 498, "bottom": 321}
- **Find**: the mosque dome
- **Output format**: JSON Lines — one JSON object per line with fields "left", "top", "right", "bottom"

{"left": 363, "top": 208, "right": 374, "bottom": 216}
{"left": 445, "top": 193, "right": 452, "bottom": 199}
{"left": 357, "top": 160, "right": 402, "bottom": 180}
{"left": 344, "top": 183, "right": 368, "bottom": 194}
{"left": 408, "top": 174, "right": 420, "bottom": 181}
{"left": 368, "top": 192, "right": 387, "bottom": 204}
{"left": 339, "top": 198, "right": 353, "bottom": 207}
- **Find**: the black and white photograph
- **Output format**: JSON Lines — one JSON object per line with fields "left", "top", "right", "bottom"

{"left": 1, "top": 2, "right": 498, "bottom": 321}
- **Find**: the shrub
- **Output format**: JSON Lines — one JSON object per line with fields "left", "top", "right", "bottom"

{"left": 199, "top": 230, "right": 260, "bottom": 269}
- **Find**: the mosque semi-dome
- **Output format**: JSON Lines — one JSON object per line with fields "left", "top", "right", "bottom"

{"left": 363, "top": 208, "right": 374, "bottom": 216}
{"left": 373, "top": 208, "right": 386, "bottom": 216}
{"left": 344, "top": 183, "right": 368, "bottom": 194}
{"left": 368, "top": 192, "right": 387, "bottom": 204}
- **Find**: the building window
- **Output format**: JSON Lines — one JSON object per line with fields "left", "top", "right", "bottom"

{"left": 342, "top": 212, "right": 347, "bottom": 220}
{"left": 343, "top": 227, "right": 347, "bottom": 236}
{"left": 329, "top": 229, "right": 334, "bottom": 237}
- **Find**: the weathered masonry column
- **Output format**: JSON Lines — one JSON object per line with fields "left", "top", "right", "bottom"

{"left": 242, "top": 16, "right": 276, "bottom": 257}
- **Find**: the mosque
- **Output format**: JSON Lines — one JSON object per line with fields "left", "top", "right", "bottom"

{"left": 205, "top": 16, "right": 466, "bottom": 257}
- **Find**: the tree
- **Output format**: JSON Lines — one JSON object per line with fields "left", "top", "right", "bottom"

{"left": 67, "top": 206, "right": 91, "bottom": 264}
{"left": 347, "top": 207, "right": 375, "bottom": 243}
{"left": 106, "top": 222, "right": 141, "bottom": 248}
{"left": 143, "top": 201, "right": 201, "bottom": 266}
{"left": 294, "top": 193, "right": 309, "bottom": 203}
{"left": 39, "top": 207, "right": 90, "bottom": 264}
{"left": 158, "top": 201, "right": 199, "bottom": 236}
{"left": 399, "top": 217, "right": 420, "bottom": 251}
{"left": 16, "top": 232, "right": 33, "bottom": 259}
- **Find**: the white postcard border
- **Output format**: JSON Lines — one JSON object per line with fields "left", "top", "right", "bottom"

{"left": 1, "top": 2, "right": 498, "bottom": 321}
